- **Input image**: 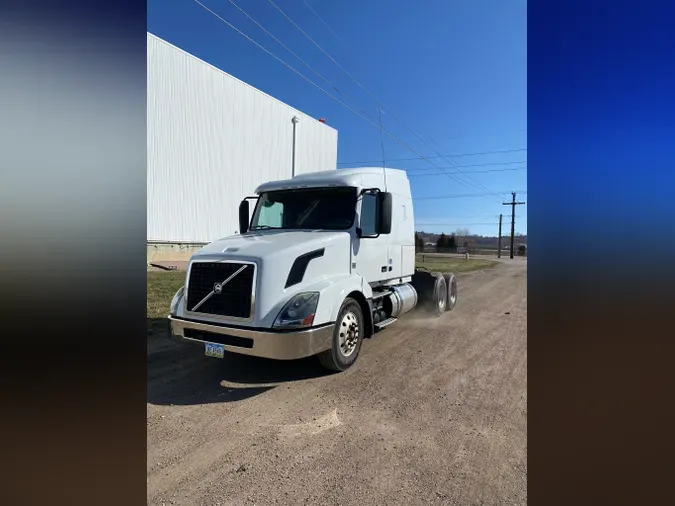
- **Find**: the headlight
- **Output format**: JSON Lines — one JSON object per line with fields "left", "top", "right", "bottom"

{"left": 170, "top": 287, "right": 185, "bottom": 315}
{"left": 273, "top": 292, "right": 319, "bottom": 329}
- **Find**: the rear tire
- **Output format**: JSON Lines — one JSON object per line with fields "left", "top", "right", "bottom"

{"left": 317, "top": 297, "right": 364, "bottom": 372}
{"left": 443, "top": 273, "right": 457, "bottom": 311}
{"left": 428, "top": 275, "right": 447, "bottom": 317}
{"left": 411, "top": 270, "right": 447, "bottom": 317}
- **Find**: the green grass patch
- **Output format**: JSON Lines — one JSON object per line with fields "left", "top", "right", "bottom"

{"left": 415, "top": 257, "right": 499, "bottom": 273}
{"left": 147, "top": 270, "right": 186, "bottom": 319}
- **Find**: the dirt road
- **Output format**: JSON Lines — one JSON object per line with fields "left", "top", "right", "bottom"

{"left": 147, "top": 261, "right": 527, "bottom": 506}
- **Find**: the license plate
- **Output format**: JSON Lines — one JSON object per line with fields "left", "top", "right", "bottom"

{"left": 205, "top": 342, "right": 225, "bottom": 359}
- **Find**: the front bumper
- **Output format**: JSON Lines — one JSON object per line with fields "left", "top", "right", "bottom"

{"left": 168, "top": 316, "right": 334, "bottom": 360}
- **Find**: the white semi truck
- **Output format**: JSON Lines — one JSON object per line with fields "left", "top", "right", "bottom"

{"left": 168, "top": 167, "right": 457, "bottom": 371}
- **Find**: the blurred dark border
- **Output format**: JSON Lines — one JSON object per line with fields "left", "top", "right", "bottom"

{"left": 0, "top": 2, "right": 147, "bottom": 505}
{"left": 529, "top": 1, "right": 675, "bottom": 505}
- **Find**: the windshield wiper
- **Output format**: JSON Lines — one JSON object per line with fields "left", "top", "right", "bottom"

{"left": 250, "top": 225, "right": 283, "bottom": 230}
{"left": 295, "top": 200, "right": 320, "bottom": 228}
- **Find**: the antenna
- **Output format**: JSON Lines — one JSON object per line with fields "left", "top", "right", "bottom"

{"left": 378, "top": 103, "right": 388, "bottom": 191}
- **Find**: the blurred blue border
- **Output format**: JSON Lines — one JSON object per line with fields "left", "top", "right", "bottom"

{"left": 529, "top": 0, "right": 675, "bottom": 272}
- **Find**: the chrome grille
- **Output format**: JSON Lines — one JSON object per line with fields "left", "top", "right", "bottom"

{"left": 186, "top": 262, "right": 254, "bottom": 319}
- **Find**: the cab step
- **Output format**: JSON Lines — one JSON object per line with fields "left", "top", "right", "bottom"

{"left": 374, "top": 317, "right": 398, "bottom": 331}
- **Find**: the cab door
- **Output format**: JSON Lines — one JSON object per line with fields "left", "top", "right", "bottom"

{"left": 387, "top": 199, "right": 406, "bottom": 279}
{"left": 353, "top": 191, "right": 390, "bottom": 284}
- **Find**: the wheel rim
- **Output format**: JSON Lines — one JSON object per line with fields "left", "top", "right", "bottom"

{"left": 338, "top": 311, "right": 359, "bottom": 357}
{"left": 449, "top": 281, "right": 457, "bottom": 305}
{"left": 437, "top": 281, "right": 446, "bottom": 311}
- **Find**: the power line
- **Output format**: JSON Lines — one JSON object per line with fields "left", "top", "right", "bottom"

{"left": 415, "top": 222, "right": 504, "bottom": 227}
{"left": 301, "top": 0, "right": 341, "bottom": 42}
{"left": 438, "top": 128, "right": 527, "bottom": 141}
{"left": 408, "top": 167, "right": 526, "bottom": 177}
{"left": 265, "top": 0, "right": 496, "bottom": 194}
{"left": 265, "top": 0, "right": 382, "bottom": 104}
{"left": 406, "top": 160, "right": 528, "bottom": 173}
{"left": 225, "top": 0, "right": 377, "bottom": 124}
{"left": 338, "top": 148, "right": 527, "bottom": 165}
{"left": 418, "top": 214, "right": 514, "bottom": 220}
{"left": 394, "top": 129, "right": 527, "bottom": 155}
{"left": 415, "top": 191, "right": 528, "bottom": 201}
{"left": 229, "top": 0, "right": 491, "bottom": 194}
{"left": 417, "top": 216, "right": 515, "bottom": 223}
{"left": 192, "top": 0, "right": 484, "bottom": 192}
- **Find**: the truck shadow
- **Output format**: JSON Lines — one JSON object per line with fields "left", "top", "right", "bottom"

{"left": 147, "top": 317, "right": 328, "bottom": 406}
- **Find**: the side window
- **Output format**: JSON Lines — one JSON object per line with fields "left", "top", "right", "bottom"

{"left": 360, "top": 193, "right": 378, "bottom": 236}
{"left": 258, "top": 201, "right": 284, "bottom": 227}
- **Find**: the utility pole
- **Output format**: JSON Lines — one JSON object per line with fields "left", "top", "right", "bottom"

{"left": 502, "top": 192, "right": 526, "bottom": 259}
{"left": 497, "top": 214, "right": 503, "bottom": 258}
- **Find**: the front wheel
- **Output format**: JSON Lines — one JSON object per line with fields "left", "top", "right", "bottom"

{"left": 317, "top": 297, "right": 364, "bottom": 372}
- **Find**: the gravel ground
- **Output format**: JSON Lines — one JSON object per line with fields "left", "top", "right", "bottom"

{"left": 147, "top": 261, "right": 527, "bottom": 506}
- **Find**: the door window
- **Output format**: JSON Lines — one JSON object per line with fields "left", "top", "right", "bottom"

{"left": 360, "top": 193, "right": 378, "bottom": 236}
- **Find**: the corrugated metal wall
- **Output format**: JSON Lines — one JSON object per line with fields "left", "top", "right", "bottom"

{"left": 147, "top": 33, "right": 338, "bottom": 243}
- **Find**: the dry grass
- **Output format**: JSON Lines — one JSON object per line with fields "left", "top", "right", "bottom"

{"left": 415, "top": 257, "right": 499, "bottom": 273}
{"left": 147, "top": 270, "right": 185, "bottom": 319}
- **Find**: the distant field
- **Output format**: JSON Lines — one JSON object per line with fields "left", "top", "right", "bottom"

{"left": 421, "top": 248, "right": 502, "bottom": 256}
{"left": 420, "top": 248, "right": 521, "bottom": 257}
{"left": 416, "top": 256, "right": 499, "bottom": 273}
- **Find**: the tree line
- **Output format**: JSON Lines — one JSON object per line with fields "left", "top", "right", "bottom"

{"left": 415, "top": 232, "right": 460, "bottom": 252}
{"left": 415, "top": 230, "right": 527, "bottom": 255}
{"left": 416, "top": 231, "right": 526, "bottom": 249}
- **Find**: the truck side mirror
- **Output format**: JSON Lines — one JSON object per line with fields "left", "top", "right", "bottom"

{"left": 238, "top": 199, "right": 250, "bottom": 234}
{"left": 377, "top": 192, "right": 393, "bottom": 234}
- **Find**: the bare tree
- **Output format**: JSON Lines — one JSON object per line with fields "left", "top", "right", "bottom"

{"left": 455, "top": 228, "right": 470, "bottom": 247}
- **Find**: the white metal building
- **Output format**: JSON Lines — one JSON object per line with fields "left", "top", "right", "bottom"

{"left": 147, "top": 33, "right": 338, "bottom": 260}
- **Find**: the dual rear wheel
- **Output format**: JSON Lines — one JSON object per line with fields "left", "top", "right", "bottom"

{"left": 412, "top": 270, "right": 458, "bottom": 317}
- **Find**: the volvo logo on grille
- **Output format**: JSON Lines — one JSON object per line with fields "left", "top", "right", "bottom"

{"left": 191, "top": 264, "right": 249, "bottom": 313}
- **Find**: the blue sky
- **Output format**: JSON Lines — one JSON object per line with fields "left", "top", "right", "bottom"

{"left": 148, "top": 0, "right": 527, "bottom": 236}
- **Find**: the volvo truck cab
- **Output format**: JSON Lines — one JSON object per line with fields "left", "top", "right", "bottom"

{"left": 168, "top": 167, "right": 457, "bottom": 371}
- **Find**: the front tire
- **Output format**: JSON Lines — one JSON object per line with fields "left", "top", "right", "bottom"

{"left": 317, "top": 297, "right": 364, "bottom": 372}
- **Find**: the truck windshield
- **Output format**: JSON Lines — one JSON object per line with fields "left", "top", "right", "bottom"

{"left": 250, "top": 187, "right": 357, "bottom": 231}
